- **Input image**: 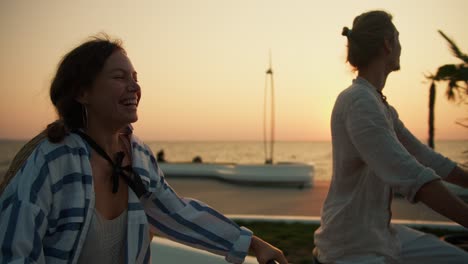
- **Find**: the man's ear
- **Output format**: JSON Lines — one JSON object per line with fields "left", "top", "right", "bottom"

{"left": 383, "top": 38, "right": 393, "bottom": 54}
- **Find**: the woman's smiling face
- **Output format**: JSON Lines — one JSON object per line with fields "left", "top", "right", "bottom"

{"left": 80, "top": 50, "right": 141, "bottom": 130}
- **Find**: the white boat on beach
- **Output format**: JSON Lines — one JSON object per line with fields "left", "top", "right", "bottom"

{"left": 159, "top": 162, "right": 315, "bottom": 188}
{"left": 157, "top": 56, "right": 315, "bottom": 189}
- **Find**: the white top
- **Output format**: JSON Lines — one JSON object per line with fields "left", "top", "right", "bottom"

{"left": 77, "top": 209, "right": 128, "bottom": 264}
{"left": 314, "top": 77, "right": 456, "bottom": 262}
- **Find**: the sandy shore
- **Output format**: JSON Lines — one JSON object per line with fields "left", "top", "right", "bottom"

{"left": 0, "top": 169, "right": 451, "bottom": 222}
{"left": 166, "top": 178, "right": 451, "bottom": 222}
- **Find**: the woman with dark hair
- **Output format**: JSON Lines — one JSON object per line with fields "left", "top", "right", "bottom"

{"left": 0, "top": 35, "right": 288, "bottom": 264}
{"left": 313, "top": 10, "right": 468, "bottom": 263}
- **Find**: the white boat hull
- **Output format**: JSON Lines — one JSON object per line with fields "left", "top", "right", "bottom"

{"left": 158, "top": 162, "right": 314, "bottom": 188}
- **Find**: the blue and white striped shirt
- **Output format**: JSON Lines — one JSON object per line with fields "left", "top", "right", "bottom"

{"left": 0, "top": 132, "right": 252, "bottom": 263}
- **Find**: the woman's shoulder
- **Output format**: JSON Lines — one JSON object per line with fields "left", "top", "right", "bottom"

{"left": 1, "top": 133, "right": 89, "bottom": 203}
{"left": 27, "top": 133, "right": 88, "bottom": 171}
{"left": 3, "top": 132, "right": 87, "bottom": 180}
{"left": 26, "top": 133, "right": 89, "bottom": 167}
{"left": 17, "top": 133, "right": 90, "bottom": 185}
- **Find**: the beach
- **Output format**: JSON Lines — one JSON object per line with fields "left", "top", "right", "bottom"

{"left": 0, "top": 166, "right": 449, "bottom": 222}
{"left": 165, "top": 178, "right": 450, "bottom": 222}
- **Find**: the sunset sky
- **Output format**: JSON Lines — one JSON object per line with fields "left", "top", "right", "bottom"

{"left": 1, "top": 0, "right": 467, "bottom": 141}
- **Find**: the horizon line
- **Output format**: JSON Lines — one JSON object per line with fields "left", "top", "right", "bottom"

{"left": 1, "top": 138, "right": 468, "bottom": 143}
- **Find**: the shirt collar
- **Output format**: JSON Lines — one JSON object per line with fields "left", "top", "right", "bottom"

{"left": 353, "top": 77, "right": 381, "bottom": 96}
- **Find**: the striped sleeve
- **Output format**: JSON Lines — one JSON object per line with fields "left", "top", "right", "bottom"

{"left": 140, "top": 172, "right": 252, "bottom": 264}
{"left": 0, "top": 146, "right": 50, "bottom": 263}
{"left": 0, "top": 199, "right": 47, "bottom": 263}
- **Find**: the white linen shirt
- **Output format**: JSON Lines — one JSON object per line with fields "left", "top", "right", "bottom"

{"left": 0, "top": 132, "right": 252, "bottom": 264}
{"left": 314, "top": 77, "right": 456, "bottom": 262}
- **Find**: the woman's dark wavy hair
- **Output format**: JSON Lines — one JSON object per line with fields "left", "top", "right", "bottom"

{"left": 46, "top": 34, "right": 124, "bottom": 142}
{"left": 342, "top": 10, "right": 396, "bottom": 70}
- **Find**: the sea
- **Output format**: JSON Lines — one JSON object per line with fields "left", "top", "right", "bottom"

{"left": 1, "top": 139, "right": 467, "bottom": 181}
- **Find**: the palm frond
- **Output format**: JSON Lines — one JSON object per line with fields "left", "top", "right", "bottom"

{"left": 438, "top": 30, "right": 468, "bottom": 63}
{"left": 458, "top": 65, "right": 468, "bottom": 82}
{"left": 446, "top": 80, "right": 457, "bottom": 101}
{"left": 455, "top": 119, "right": 468, "bottom": 128}
{"left": 433, "top": 64, "right": 458, "bottom": 81}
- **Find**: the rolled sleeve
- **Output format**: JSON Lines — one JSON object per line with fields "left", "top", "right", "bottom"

{"left": 405, "top": 168, "right": 441, "bottom": 203}
{"left": 225, "top": 226, "right": 253, "bottom": 264}
{"left": 345, "top": 94, "right": 440, "bottom": 202}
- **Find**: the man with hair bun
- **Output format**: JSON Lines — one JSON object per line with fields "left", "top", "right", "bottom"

{"left": 314, "top": 10, "right": 468, "bottom": 263}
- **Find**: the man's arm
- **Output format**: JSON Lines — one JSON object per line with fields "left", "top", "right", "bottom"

{"left": 416, "top": 179, "right": 468, "bottom": 227}
{"left": 444, "top": 166, "right": 468, "bottom": 188}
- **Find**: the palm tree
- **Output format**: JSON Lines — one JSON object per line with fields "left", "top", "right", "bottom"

{"left": 426, "top": 30, "right": 468, "bottom": 149}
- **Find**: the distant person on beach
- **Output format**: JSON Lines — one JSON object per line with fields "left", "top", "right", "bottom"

{"left": 0, "top": 35, "right": 288, "bottom": 264}
{"left": 313, "top": 10, "right": 468, "bottom": 263}
{"left": 156, "top": 149, "right": 166, "bottom": 162}
{"left": 192, "top": 155, "right": 203, "bottom": 163}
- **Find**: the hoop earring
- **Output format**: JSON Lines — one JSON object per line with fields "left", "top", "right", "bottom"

{"left": 81, "top": 104, "right": 88, "bottom": 129}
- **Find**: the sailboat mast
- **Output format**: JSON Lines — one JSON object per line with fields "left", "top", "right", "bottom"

{"left": 263, "top": 74, "right": 269, "bottom": 163}
{"left": 269, "top": 54, "right": 275, "bottom": 164}
{"left": 264, "top": 52, "right": 275, "bottom": 164}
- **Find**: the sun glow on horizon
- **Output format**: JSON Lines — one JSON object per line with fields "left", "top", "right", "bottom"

{"left": 1, "top": 0, "right": 467, "bottom": 142}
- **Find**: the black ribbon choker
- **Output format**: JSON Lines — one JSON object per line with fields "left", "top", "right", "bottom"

{"left": 74, "top": 130, "right": 139, "bottom": 195}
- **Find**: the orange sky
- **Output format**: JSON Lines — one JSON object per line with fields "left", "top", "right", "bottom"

{"left": 0, "top": 0, "right": 467, "bottom": 141}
